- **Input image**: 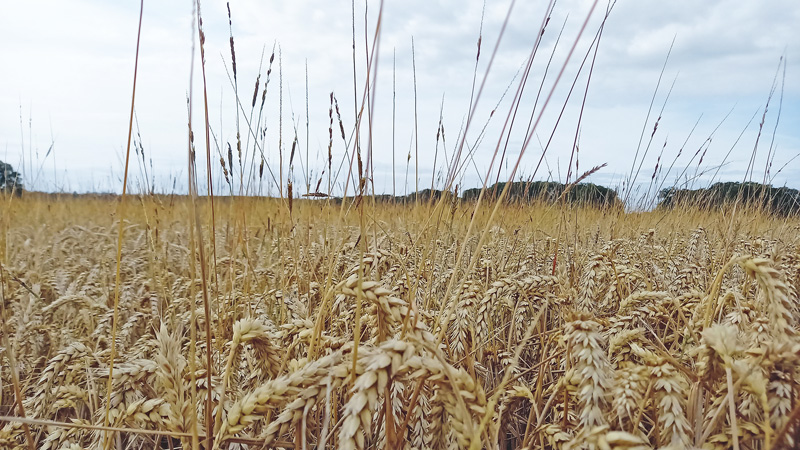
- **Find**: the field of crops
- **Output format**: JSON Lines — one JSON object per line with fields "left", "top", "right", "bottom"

{"left": 1, "top": 195, "right": 798, "bottom": 449}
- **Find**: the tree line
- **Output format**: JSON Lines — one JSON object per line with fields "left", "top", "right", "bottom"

{"left": 4, "top": 156, "right": 798, "bottom": 216}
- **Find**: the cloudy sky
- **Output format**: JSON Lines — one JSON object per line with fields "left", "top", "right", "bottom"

{"left": 1, "top": 0, "right": 798, "bottom": 203}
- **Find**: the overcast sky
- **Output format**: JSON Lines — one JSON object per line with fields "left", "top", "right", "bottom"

{"left": 1, "top": 0, "right": 798, "bottom": 202}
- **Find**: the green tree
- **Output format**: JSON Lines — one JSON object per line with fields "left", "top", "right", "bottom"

{"left": 658, "top": 182, "right": 800, "bottom": 216}
{"left": 0, "top": 160, "right": 24, "bottom": 196}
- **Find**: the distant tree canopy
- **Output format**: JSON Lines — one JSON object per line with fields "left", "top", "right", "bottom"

{"left": 462, "top": 181, "right": 621, "bottom": 208}
{"left": 0, "top": 160, "right": 23, "bottom": 196}
{"left": 658, "top": 182, "right": 800, "bottom": 216}
{"left": 332, "top": 181, "right": 621, "bottom": 208}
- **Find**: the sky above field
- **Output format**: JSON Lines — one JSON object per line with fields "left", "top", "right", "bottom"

{"left": 1, "top": 0, "right": 799, "bottom": 202}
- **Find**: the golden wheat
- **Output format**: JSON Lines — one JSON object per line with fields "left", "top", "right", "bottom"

{"left": 0, "top": 197, "right": 798, "bottom": 449}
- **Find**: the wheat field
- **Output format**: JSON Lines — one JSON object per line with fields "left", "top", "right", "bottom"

{"left": 0, "top": 194, "right": 798, "bottom": 450}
